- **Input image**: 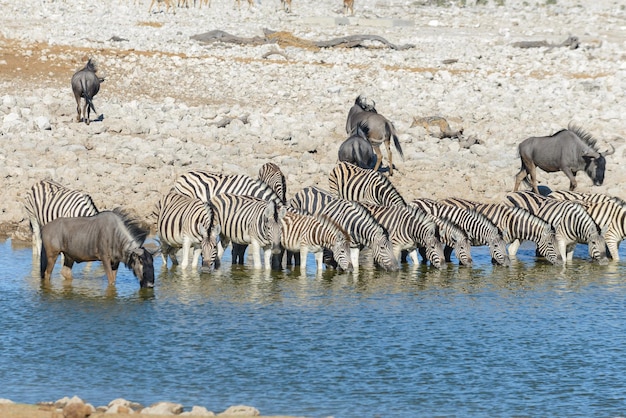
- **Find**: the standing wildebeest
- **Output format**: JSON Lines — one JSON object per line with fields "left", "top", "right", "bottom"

{"left": 338, "top": 123, "right": 377, "bottom": 170}
{"left": 514, "top": 124, "right": 615, "bottom": 194}
{"left": 71, "top": 58, "right": 102, "bottom": 125}
{"left": 40, "top": 209, "right": 155, "bottom": 288}
{"left": 345, "top": 95, "right": 404, "bottom": 176}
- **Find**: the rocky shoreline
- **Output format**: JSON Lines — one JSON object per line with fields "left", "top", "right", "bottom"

{"left": 0, "top": 396, "right": 290, "bottom": 417}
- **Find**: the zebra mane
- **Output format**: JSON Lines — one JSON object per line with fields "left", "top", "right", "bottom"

{"left": 112, "top": 207, "right": 149, "bottom": 246}
{"left": 567, "top": 123, "right": 600, "bottom": 151}
{"left": 315, "top": 213, "right": 351, "bottom": 244}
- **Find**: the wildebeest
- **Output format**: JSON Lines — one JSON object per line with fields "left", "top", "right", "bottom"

{"left": 71, "top": 58, "right": 102, "bottom": 125}
{"left": 338, "top": 122, "right": 377, "bottom": 170}
{"left": 40, "top": 208, "right": 155, "bottom": 288}
{"left": 514, "top": 124, "right": 615, "bottom": 194}
{"left": 345, "top": 95, "right": 404, "bottom": 176}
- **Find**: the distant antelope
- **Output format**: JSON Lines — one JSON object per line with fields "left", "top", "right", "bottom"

{"left": 343, "top": 0, "right": 354, "bottom": 15}
{"left": 148, "top": 0, "right": 175, "bottom": 13}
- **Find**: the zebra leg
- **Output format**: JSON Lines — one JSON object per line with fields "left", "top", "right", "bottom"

{"left": 31, "top": 220, "right": 42, "bottom": 258}
{"left": 313, "top": 250, "right": 325, "bottom": 272}
{"left": 508, "top": 239, "right": 521, "bottom": 257}
{"left": 606, "top": 239, "right": 620, "bottom": 261}
{"left": 180, "top": 236, "right": 192, "bottom": 269}
{"left": 408, "top": 249, "right": 420, "bottom": 264}
{"left": 191, "top": 246, "right": 202, "bottom": 269}
{"left": 350, "top": 247, "right": 360, "bottom": 270}
{"left": 263, "top": 246, "right": 273, "bottom": 270}
{"left": 249, "top": 241, "right": 263, "bottom": 269}
{"left": 299, "top": 248, "right": 310, "bottom": 271}
{"left": 232, "top": 243, "right": 247, "bottom": 265}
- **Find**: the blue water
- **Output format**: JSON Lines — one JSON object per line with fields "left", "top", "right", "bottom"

{"left": 1, "top": 238, "right": 626, "bottom": 417}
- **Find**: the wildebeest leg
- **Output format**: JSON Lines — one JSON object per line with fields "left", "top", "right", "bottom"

{"left": 561, "top": 167, "right": 578, "bottom": 191}
{"left": 372, "top": 145, "right": 383, "bottom": 173}
{"left": 81, "top": 98, "right": 90, "bottom": 125}
{"left": 102, "top": 258, "right": 119, "bottom": 285}
{"left": 42, "top": 249, "right": 60, "bottom": 281}
{"left": 444, "top": 246, "right": 454, "bottom": 263}
{"left": 61, "top": 255, "right": 75, "bottom": 280}
{"left": 74, "top": 93, "right": 82, "bottom": 122}
{"left": 385, "top": 139, "right": 393, "bottom": 176}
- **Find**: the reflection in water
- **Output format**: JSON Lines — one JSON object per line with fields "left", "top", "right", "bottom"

{"left": 2, "top": 239, "right": 626, "bottom": 416}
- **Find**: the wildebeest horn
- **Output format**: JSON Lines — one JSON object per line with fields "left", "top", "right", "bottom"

{"left": 602, "top": 143, "right": 615, "bottom": 156}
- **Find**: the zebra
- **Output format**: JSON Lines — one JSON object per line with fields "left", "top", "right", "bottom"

{"left": 258, "top": 162, "right": 287, "bottom": 204}
{"left": 547, "top": 191, "right": 626, "bottom": 260}
{"left": 505, "top": 191, "right": 608, "bottom": 264}
{"left": 173, "top": 168, "right": 284, "bottom": 264}
{"left": 280, "top": 208, "right": 353, "bottom": 273}
{"left": 209, "top": 193, "right": 287, "bottom": 269}
{"left": 410, "top": 198, "right": 511, "bottom": 266}
{"left": 440, "top": 197, "right": 563, "bottom": 265}
{"left": 154, "top": 191, "right": 220, "bottom": 271}
{"left": 328, "top": 161, "right": 406, "bottom": 206}
{"left": 23, "top": 179, "right": 99, "bottom": 257}
{"left": 360, "top": 202, "right": 445, "bottom": 268}
{"left": 289, "top": 187, "right": 399, "bottom": 271}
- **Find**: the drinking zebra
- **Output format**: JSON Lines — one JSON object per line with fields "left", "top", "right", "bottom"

{"left": 23, "top": 179, "right": 99, "bottom": 257}
{"left": 410, "top": 198, "right": 511, "bottom": 266}
{"left": 173, "top": 168, "right": 284, "bottom": 265}
{"left": 403, "top": 211, "right": 473, "bottom": 266}
{"left": 289, "top": 187, "right": 399, "bottom": 271}
{"left": 209, "top": 193, "right": 287, "bottom": 269}
{"left": 154, "top": 192, "right": 220, "bottom": 271}
{"left": 505, "top": 191, "right": 608, "bottom": 264}
{"left": 440, "top": 197, "right": 563, "bottom": 265}
{"left": 547, "top": 191, "right": 626, "bottom": 260}
{"left": 280, "top": 208, "right": 353, "bottom": 273}
{"left": 328, "top": 161, "right": 406, "bottom": 206}
{"left": 360, "top": 202, "right": 445, "bottom": 268}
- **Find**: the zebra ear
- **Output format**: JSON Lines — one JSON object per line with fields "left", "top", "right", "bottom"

{"left": 211, "top": 224, "right": 221, "bottom": 237}
{"left": 198, "top": 224, "right": 207, "bottom": 236}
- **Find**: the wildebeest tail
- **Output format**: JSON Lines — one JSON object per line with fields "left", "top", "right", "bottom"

{"left": 386, "top": 121, "right": 404, "bottom": 159}
{"left": 81, "top": 78, "right": 97, "bottom": 114}
{"left": 40, "top": 243, "right": 47, "bottom": 279}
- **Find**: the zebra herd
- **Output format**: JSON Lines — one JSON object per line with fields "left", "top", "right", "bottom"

{"left": 23, "top": 159, "right": 626, "bottom": 284}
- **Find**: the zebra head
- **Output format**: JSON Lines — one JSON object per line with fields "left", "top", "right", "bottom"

{"left": 199, "top": 224, "right": 221, "bottom": 272}
{"left": 330, "top": 233, "right": 354, "bottom": 273}
{"left": 422, "top": 234, "right": 446, "bottom": 269}
{"left": 371, "top": 230, "right": 400, "bottom": 272}
{"left": 587, "top": 231, "right": 609, "bottom": 264}
{"left": 536, "top": 226, "right": 564, "bottom": 265}
{"left": 451, "top": 233, "right": 473, "bottom": 266}
{"left": 488, "top": 234, "right": 511, "bottom": 266}
{"left": 263, "top": 202, "right": 288, "bottom": 255}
